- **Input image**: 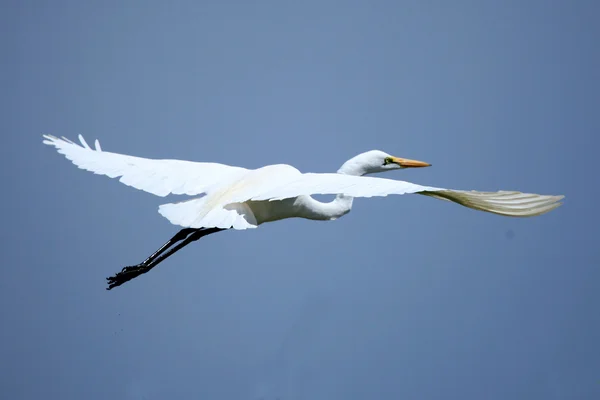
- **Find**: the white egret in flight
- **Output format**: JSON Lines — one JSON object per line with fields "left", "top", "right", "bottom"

{"left": 43, "top": 135, "right": 564, "bottom": 290}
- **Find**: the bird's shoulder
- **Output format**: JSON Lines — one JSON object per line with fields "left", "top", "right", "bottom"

{"left": 252, "top": 163, "right": 302, "bottom": 176}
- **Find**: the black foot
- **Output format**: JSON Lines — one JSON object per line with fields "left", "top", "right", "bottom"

{"left": 106, "top": 264, "right": 151, "bottom": 290}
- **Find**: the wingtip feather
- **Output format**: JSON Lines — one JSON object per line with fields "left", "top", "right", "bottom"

{"left": 421, "top": 189, "right": 565, "bottom": 217}
{"left": 78, "top": 134, "right": 91, "bottom": 149}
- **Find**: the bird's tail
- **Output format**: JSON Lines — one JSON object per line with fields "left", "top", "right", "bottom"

{"left": 420, "top": 190, "right": 564, "bottom": 217}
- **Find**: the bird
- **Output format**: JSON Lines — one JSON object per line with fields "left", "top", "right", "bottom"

{"left": 43, "top": 134, "right": 564, "bottom": 290}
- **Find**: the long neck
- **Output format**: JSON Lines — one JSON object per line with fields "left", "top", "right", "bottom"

{"left": 326, "top": 157, "right": 371, "bottom": 216}
{"left": 298, "top": 157, "right": 369, "bottom": 221}
{"left": 257, "top": 157, "right": 367, "bottom": 223}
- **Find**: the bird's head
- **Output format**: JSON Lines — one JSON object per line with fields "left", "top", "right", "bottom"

{"left": 338, "top": 150, "right": 431, "bottom": 176}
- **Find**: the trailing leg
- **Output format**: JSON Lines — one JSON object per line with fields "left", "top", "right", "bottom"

{"left": 106, "top": 227, "right": 225, "bottom": 290}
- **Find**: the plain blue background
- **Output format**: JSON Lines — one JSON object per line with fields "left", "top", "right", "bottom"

{"left": 2, "top": 1, "right": 599, "bottom": 399}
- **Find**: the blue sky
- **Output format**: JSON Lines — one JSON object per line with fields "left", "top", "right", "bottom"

{"left": 2, "top": 1, "right": 599, "bottom": 399}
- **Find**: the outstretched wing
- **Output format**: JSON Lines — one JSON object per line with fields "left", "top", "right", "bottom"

{"left": 247, "top": 172, "right": 439, "bottom": 200}
{"left": 42, "top": 135, "right": 247, "bottom": 197}
{"left": 247, "top": 172, "right": 564, "bottom": 218}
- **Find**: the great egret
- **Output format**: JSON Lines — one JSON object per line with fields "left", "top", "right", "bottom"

{"left": 43, "top": 134, "right": 564, "bottom": 290}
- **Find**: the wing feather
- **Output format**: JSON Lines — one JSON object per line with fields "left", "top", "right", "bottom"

{"left": 42, "top": 135, "right": 247, "bottom": 197}
{"left": 246, "top": 172, "right": 564, "bottom": 218}
{"left": 419, "top": 190, "right": 564, "bottom": 217}
{"left": 249, "top": 172, "right": 442, "bottom": 201}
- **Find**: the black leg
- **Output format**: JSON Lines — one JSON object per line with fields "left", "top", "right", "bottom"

{"left": 138, "top": 227, "right": 197, "bottom": 267}
{"left": 106, "top": 227, "right": 225, "bottom": 290}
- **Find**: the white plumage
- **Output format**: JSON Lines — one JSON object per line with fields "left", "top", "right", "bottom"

{"left": 43, "top": 134, "right": 564, "bottom": 231}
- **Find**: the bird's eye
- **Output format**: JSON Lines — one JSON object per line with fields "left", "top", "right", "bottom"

{"left": 383, "top": 157, "right": 393, "bottom": 166}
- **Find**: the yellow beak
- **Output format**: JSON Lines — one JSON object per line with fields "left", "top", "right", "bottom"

{"left": 391, "top": 156, "right": 431, "bottom": 168}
